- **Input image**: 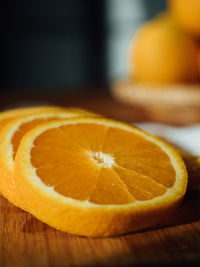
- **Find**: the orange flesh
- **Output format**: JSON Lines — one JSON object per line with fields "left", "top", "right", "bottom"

{"left": 30, "top": 123, "right": 176, "bottom": 205}
{"left": 11, "top": 114, "right": 99, "bottom": 159}
{"left": 12, "top": 117, "right": 65, "bottom": 159}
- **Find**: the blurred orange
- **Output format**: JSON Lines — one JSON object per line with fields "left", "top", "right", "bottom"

{"left": 169, "top": 0, "right": 200, "bottom": 38}
{"left": 129, "top": 14, "right": 199, "bottom": 84}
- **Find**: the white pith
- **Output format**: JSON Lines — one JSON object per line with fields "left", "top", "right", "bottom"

{"left": 89, "top": 151, "right": 115, "bottom": 168}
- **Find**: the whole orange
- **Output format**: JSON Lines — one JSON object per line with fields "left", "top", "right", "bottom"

{"left": 169, "top": 0, "right": 200, "bottom": 38}
{"left": 129, "top": 14, "right": 199, "bottom": 84}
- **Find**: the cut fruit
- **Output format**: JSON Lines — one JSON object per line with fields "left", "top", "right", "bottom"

{"left": 0, "top": 106, "right": 66, "bottom": 129}
{"left": 0, "top": 106, "right": 67, "bottom": 197}
{"left": 0, "top": 108, "right": 99, "bottom": 209}
{"left": 0, "top": 106, "right": 99, "bottom": 130}
{"left": 14, "top": 118, "right": 187, "bottom": 237}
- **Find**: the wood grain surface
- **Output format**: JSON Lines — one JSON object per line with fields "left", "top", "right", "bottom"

{"left": 1, "top": 88, "right": 200, "bottom": 267}
{"left": 1, "top": 189, "right": 200, "bottom": 267}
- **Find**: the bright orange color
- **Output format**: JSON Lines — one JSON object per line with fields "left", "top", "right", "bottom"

{"left": 0, "top": 106, "right": 66, "bottom": 196}
{"left": 0, "top": 106, "right": 65, "bottom": 128}
{"left": 129, "top": 14, "right": 199, "bottom": 83}
{"left": 14, "top": 118, "right": 187, "bottom": 236}
{"left": 169, "top": 0, "right": 200, "bottom": 38}
{"left": 0, "top": 109, "right": 99, "bottom": 209}
{"left": 0, "top": 106, "right": 98, "bottom": 129}
{"left": 32, "top": 123, "right": 174, "bottom": 203}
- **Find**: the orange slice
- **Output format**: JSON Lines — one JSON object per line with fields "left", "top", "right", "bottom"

{"left": 0, "top": 106, "right": 65, "bottom": 128}
{"left": 14, "top": 118, "right": 187, "bottom": 237}
{"left": 0, "top": 109, "right": 98, "bottom": 209}
{"left": 0, "top": 106, "right": 98, "bottom": 129}
{"left": 0, "top": 106, "right": 66, "bottom": 196}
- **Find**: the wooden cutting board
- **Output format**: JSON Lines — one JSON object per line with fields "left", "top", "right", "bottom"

{"left": 1, "top": 90, "right": 200, "bottom": 267}
{"left": 0, "top": 188, "right": 200, "bottom": 267}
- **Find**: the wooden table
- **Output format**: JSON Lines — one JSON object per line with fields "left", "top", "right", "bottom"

{"left": 1, "top": 88, "right": 200, "bottom": 267}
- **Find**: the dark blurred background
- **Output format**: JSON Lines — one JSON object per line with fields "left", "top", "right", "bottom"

{"left": 1, "top": 0, "right": 166, "bottom": 92}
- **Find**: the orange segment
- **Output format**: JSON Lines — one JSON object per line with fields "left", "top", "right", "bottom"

{"left": 14, "top": 118, "right": 187, "bottom": 236}
{"left": 115, "top": 156, "right": 175, "bottom": 188}
{"left": 102, "top": 126, "right": 144, "bottom": 154}
{"left": 112, "top": 165, "right": 167, "bottom": 200}
{"left": 89, "top": 167, "right": 135, "bottom": 204}
{"left": 58, "top": 124, "right": 91, "bottom": 150}
{"left": 79, "top": 123, "right": 109, "bottom": 151}
{"left": 12, "top": 118, "right": 58, "bottom": 159}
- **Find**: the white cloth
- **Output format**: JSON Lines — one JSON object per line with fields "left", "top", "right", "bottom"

{"left": 134, "top": 122, "right": 200, "bottom": 156}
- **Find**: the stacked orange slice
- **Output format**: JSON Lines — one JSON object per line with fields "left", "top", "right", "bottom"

{"left": 0, "top": 107, "right": 188, "bottom": 237}
{"left": 0, "top": 106, "right": 64, "bottom": 196}
{"left": 0, "top": 107, "right": 98, "bottom": 208}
